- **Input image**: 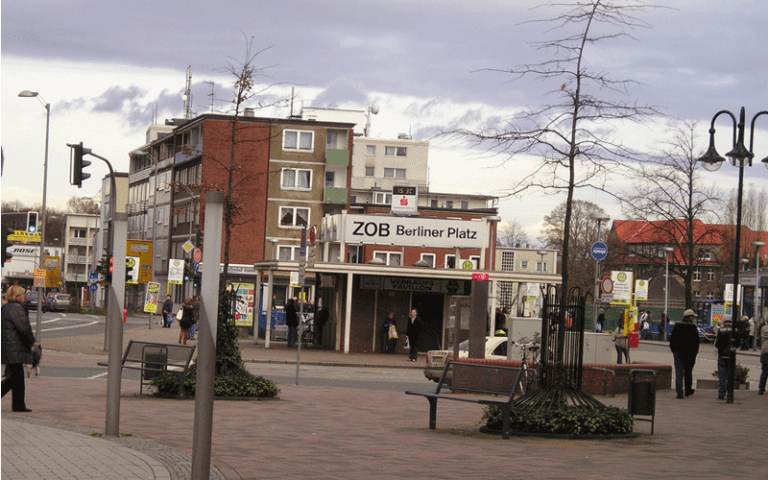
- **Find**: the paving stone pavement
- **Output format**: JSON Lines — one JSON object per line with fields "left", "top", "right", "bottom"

{"left": 2, "top": 325, "right": 766, "bottom": 480}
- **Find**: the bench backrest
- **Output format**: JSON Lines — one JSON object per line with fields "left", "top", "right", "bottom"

{"left": 122, "top": 340, "right": 196, "bottom": 369}
{"left": 437, "top": 361, "right": 522, "bottom": 400}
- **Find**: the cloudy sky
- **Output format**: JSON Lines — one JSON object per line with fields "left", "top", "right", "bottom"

{"left": 2, "top": 0, "right": 767, "bottom": 240}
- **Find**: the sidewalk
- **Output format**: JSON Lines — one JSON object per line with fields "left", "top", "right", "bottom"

{"left": 3, "top": 324, "right": 767, "bottom": 480}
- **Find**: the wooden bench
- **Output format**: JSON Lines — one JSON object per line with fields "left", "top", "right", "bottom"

{"left": 405, "top": 361, "right": 523, "bottom": 439}
{"left": 98, "top": 340, "right": 196, "bottom": 397}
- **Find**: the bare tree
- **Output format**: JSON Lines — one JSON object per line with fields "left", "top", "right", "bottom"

{"left": 454, "top": 1, "right": 660, "bottom": 296}
{"left": 621, "top": 120, "right": 722, "bottom": 307}
{"left": 66, "top": 196, "right": 100, "bottom": 215}
{"left": 541, "top": 199, "right": 609, "bottom": 295}
{"left": 496, "top": 219, "right": 531, "bottom": 247}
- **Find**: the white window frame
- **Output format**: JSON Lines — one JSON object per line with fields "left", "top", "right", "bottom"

{"left": 283, "top": 129, "right": 314, "bottom": 152}
{"left": 693, "top": 268, "right": 702, "bottom": 282}
{"left": 373, "top": 251, "right": 402, "bottom": 266}
{"left": 536, "top": 261, "right": 548, "bottom": 273}
{"left": 325, "top": 171, "right": 335, "bottom": 188}
{"left": 520, "top": 260, "right": 529, "bottom": 270}
{"left": 281, "top": 168, "right": 313, "bottom": 191}
{"left": 460, "top": 201, "right": 469, "bottom": 210}
{"left": 373, "top": 192, "right": 392, "bottom": 204}
{"left": 366, "top": 145, "right": 376, "bottom": 155}
{"left": 278, "top": 245, "right": 301, "bottom": 261}
{"left": 383, "top": 168, "right": 406, "bottom": 178}
{"left": 445, "top": 254, "right": 456, "bottom": 269}
{"left": 365, "top": 166, "right": 375, "bottom": 177}
{"left": 501, "top": 251, "right": 515, "bottom": 272}
{"left": 707, "top": 269, "right": 715, "bottom": 282}
{"left": 420, "top": 253, "right": 435, "bottom": 268}
{"left": 279, "top": 206, "right": 310, "bottom": 228}
{"left": 469, "top": 255, "right": 481, "bottom": 269}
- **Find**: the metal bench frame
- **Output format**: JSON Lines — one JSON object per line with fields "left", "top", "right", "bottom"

{"left": 406, "top": 361, "right": 523, "bottom": 439}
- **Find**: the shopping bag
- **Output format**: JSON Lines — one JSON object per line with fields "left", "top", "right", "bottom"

{"left": 388, "top": 324, "right": 398, "bottom": 339}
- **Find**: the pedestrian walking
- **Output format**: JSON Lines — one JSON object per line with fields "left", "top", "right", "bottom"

{"left": 714, "top": 318, "right": 735, "bottom": 400}
{"left": 161, "top": 295, "right": 174, "bottom": 328}
{"left": 178, "top": 299, "right": 194, "bottom": 345}
{"left": 596, "top": 308, "right": 605, "bottom": 333}
{"left": 382, "top": 312, "right": 398, "bottom": 353}
{"left": 405, "top": 309, "right": 422, "bottom": 362}
{"left": 759, "top": 320, "right": 768, "bottom": 395}
{"left": 640, "top": 310, "right": 651, "bottom": 340}
{"left": 1, "top": 289, "right": 36, "bottom": 412}
{"left": 748, "top": 317, "right": 756, "bottom": 350}
{"left": 614, "top": 323, "right": 628, "bottom": 364}
{"left": 285, "top": 298, "right": 299, "bottom": 347}
{"left": 669, "top": 309, "right": 700, "bottom": 399}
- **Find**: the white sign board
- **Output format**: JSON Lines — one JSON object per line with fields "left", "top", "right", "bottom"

{"left": 724, "top": 283, "right": 742, "bottom": 303}
{"left": 634, "top": 279, "right": 649, "bottom": 301}
{"left": 611, "top": 271, "right": 634, "bottom": 303}
{"left": 391, "top": 186, "right": 418, "bottom": 215}
{"left": 343, "top": 214, "right": 485, "bottom": 249}
{"left": 168, "top": 258, "right": 184, "bottom": 285}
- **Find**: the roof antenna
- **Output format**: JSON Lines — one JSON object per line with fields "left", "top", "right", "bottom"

{"left": 183, "top": 66, "right": 193, "bottom": 118}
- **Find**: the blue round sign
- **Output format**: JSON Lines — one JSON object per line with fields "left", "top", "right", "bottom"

{"left": 89, "top": 284, "right": 98, "bottom": 293}
{"left": 591, "top": 242, "right": 608, "bottom": 261}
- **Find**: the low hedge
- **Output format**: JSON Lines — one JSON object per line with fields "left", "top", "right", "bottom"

{"left": 150, "top": 367, "right": 279, "bottom": 399}
{"left": 483, "top": 404, "right": 633, "bottom": 436}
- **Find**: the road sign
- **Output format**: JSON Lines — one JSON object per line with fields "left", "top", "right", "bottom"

{"left": 89, "top": 284, "right": 98, "bottom": 293}
{"left": 309, "top": 225, "right": 316, "bottom": 245}
{"left": 182, "top": 240, "right": 194, "bottom": 253}
{"left": 462, "top": 260, "right": 474, "bottom": 270}
{"left": 591, "top": 241, "right": 608, "bottom": 261}
{"left": 193, "top": 261, "right": 201, "bottom": 273}
{"left": 193, "top": 248, "right": 202, "bottom": 263}
{"left": 601, "top": 276, "right": 614, "bottom": 294}
{"left": 472, "top": 273, "right": 489, "bottom": 281}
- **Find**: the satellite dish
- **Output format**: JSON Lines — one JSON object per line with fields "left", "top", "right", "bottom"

{"left": 369, "top": 104, "right": 379, "bottom": 115}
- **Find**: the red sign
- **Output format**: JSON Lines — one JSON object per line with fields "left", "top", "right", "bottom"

{"left": 309, "top": 226, "right": 316, "bottom": 245}
{"left": 194, "top": 248, "right": 203, "bottom": 263}
{"left": 601, "top": 276, "right": 614, "bottom": 294}
{"left": 472, "top": 273, "right": 489, "bottom": 281}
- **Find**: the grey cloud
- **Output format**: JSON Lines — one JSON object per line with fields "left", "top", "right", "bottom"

{"left": 311, "top": 78, "right": 369, "bottom": 108}
{"left": 93, "top": 86, "right": 146, "bottom": 113}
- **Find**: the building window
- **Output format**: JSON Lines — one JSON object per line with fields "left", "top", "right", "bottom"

{"left": 366, "top": 145, "right": 375, "bottom": 156}
{"left": 373, "top": 192, "right": 392, "bottom": 204}
{"left": 469, "top": 255, "right": 481, "bottom": 269}
{"left": 279, "top": 207, "right": 309, "bottom": 228}
{"left": 706, "top": 291, "right": 714, "bottom": 300}
{"left": 350, "top": 195, "right": 357, "bottom": 203}
{"left": 325, "top": 172, "right": 335, "bottom": 188}
{"left": 374, "top": 251, "right": 401, "bottom": 266}
{"left": 707, "top": 269, "right": 715, "bottom": 282}
{"left": 537, "top": 261, "right": 548, "bottom": 273}
{"left": 278, "top": 245, "right": 301, "bottom": 261}
{"left": 693, "top": 268, "right": 701, "bottom": 282}
{"left": 281, "top": 168, "right": 312, "bottom": 190}
{"left": 385, "top": 146, "right": 407, "bottom": 157}
{"left": 384, "top": 168, "right": 406, "bottom": 178}
{"left": 430, "top": 199, "right": 438, "bottom": 208}
{"left": 73, "top": 229, "right": 87, "bottom": 238}
{"left": 365, "top": 166, "right": 375, "bottom": 177}
{"left": 326, "top": 129, "right": 347, "bottom": 149}
{"left": 498, "top": 281, "right": 515, "bottom": 309}
{"left": 419, "top": 253, "right": 435, "bottom": 267}
{"left": 445, "top": 254, "right": 456, "bottom": 269}
{"left": 445, "top": 200, "right": 454, "bottom": 209}
{"left": 283, "top": 130, "right": 314, "bottom": 151}
{"left": 694, "top": 290, "right": 701, "bottom": 298}
{"left": 460, "top": 201, "right": 469, "bottom": 210}
{"left": 520, "top": 260, "right": 529, "bottom": 270}
{"left": 501, "top": 251, "right": 515, "bottom": 272}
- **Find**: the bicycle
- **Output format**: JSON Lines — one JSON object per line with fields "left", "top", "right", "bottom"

{"left": 512, "top": 339, "right": 540, "bottom": 395}
{"left": 301, "top": 315, "right": 321, "bottom": 349}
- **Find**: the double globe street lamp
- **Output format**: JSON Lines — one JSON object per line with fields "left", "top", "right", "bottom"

{"left": 697, "top": 106, "right": 768, "bottom": 404}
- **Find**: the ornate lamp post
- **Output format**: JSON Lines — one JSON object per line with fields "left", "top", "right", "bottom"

{"left": 663, "top": 246, "right": 674, "bottom": 341}
{"left": 697, "top": 106, "right": 768, "bottom": 404}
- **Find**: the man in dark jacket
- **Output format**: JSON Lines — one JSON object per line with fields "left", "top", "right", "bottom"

{"left": 714, "top": 318, "right": 735, "bottom": 400}
{"left": 2, "top": 289, "right": 36, "bottom": 412}
{"left": 161, "top": 295, "right": 174, "bottom": 328}
{"left": 669, "top": 309, "right": 700, "bottom": 399}
{"left": 285, "top": 298, "right": 299, "bottom": 347}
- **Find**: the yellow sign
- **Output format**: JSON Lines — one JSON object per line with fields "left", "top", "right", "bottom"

{"left": 461, "top": 260, "right": 474, "bottom": 270}
{"left": 144, "top": 282, "right": 160, "bottom": 313}
{"left": 127, "top": 240, "right": 153, "bottom": 283}
{"left": 44, "top": 256, "right": 60, "bottom": 288}
{"left": 8, "top": 230, "right": 41, "bottom": 243}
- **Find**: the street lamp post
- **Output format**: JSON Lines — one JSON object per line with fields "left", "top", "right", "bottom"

{"left": 590, "top": 214, "right": 610, "bottom": 330}
{"left": 753, "top": 241, "right": 765, "bottom": 325}
{"left": 697, "top": 106, "right": 768, "bottom": 404}
{"left": 663, "top": 246, "right": 674, "bottom": 341}
{"left": 18, "top": 90, "right": 50, "bottom": 341}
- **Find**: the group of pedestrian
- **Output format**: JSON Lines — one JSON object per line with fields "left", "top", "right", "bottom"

{"left": 160, "top": 294, "right": 198, "bottom": 344}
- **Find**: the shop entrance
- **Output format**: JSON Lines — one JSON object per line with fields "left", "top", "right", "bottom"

{"left": 411, "top": 293, "right": 444, "bottom": 352}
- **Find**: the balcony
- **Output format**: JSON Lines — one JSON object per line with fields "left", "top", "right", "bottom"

{"left": 324, "top": 187, "right": 348, "bottom": 205}
{"left": 326, "top": 149, "right": 349, "bottom": 166}
{"left": 174, "top": 142, "right": 202, "bottom": 165}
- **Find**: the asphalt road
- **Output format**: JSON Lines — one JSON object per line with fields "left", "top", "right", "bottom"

{"left": 32, "top": 311, "right": 155, "bottom": 339}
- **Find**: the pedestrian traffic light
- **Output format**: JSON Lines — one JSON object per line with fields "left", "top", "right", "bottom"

{"left": 184, "top": 258, "right": 191, "bottom": 282}
{"left": 69, "top": 142, "right": 92, "bottom": 188}
{"left": 193, "top": 272, "right": 201, "bottom": 289}
{"left": 195, "top": 229, "right": 204, "bottom": 249}
{"left": 26, "top": 211, "right": 39, "bottom": 234}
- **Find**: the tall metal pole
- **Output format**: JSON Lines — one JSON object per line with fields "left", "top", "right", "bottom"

{"left": 754, "top": 241, "right": 765, "bottom": 326}
{"left": 663, "top": 246, "right": 674, "bottom": 341}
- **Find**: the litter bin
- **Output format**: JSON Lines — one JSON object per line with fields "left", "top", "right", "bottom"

{"left": 628, "top": 369, "right": 657, "bottom": 434}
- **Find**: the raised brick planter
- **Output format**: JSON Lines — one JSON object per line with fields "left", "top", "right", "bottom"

{"left": 457, "top": 358, "right": 672, "bottom": 395}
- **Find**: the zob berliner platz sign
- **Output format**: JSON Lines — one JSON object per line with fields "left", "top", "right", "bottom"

{"left": 339, "top": 214, "right": 486, "bottom": 249}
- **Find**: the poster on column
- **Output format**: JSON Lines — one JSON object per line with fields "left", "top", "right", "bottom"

{"left": 234, "top": 283, "right": 255, "bottom": 327}
{"left": 611, "top": 271, "right": 634, "bottom": 303}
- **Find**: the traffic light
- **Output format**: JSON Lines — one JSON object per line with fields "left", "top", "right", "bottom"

{"left": 69, "top": 142, "right": 92, "bottom": 188}
{"left": 95, "top": 253, "right": 113, "bottom": 285}
{"left": 195, "top": 229, "right": 204, "bottom": 249}
{"left": 26, "top": 211, "right": 39, "bottom": 234}
{"left": 193, "top": 272, "right": 201, "bottom": 289}
{"left": 184, "top": 258, "right": 191, "bottom": 282}
{"left": 2, "top": 225, "right": 14, "bottom": 263}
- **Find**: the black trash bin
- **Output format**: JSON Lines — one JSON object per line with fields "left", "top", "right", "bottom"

{"left": 628, "top": 369, "right": 657, "bottom": 434}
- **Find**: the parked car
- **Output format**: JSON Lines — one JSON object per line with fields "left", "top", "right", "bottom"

{"left": 23, "top": 290, "right": 46, "bottom": 310}
{"left": 423, "top": 336, "right": 510, "bottom": 382}
{"left": 46, "top": 293, "right": 72, "bottom": 312}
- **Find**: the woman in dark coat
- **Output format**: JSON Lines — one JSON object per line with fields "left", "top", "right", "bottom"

{"left": 405, "top": 309, "right": 422, "bottom": 362}
{"left": 2, "top": 290, "right": 36, "bottom": 412}
{"left": 285, "top": 298, "right": 299, "bottom": 347}
{"left": 178, "top": 299, "right": 194, "bottom": 345}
